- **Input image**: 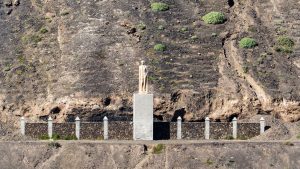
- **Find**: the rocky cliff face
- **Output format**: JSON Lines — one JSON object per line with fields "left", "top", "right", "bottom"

{"left": 0, "top": 0, "right": 299, "bottom": 124}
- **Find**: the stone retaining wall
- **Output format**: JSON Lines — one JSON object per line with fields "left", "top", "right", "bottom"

{"left": 81, "top": 123, "right": 102, "bottom": 139}
{"left": 25, "top": 123, "right": 47, "bottom": 138}
{"left": 25, "top": 122, "right": 261, "bottom": 140}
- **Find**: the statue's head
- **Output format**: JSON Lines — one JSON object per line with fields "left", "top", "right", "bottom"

{"left": 141, "top": 60, "right": 145, "bottom": 65}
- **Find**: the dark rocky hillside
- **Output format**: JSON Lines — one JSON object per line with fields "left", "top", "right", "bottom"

{"left": 0, "top": 0, "right": 299, "bottom": 124}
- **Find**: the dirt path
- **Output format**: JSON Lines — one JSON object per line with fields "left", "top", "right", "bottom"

{"left": 0, "top": 140, "right": 299, "bottom": 169}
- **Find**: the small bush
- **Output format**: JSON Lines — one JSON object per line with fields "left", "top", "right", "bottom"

{"left": 158, "top": 25, "right": 165, "bottom": 30}
{"left": 211, "top": 33, "right": 217, "bottom": 37}
{"left": 224, "top": 135, "right": 234, "bottom": 140}
{"left": 206, "top": 158, "right": 214, "bottom": 165}
{"left": 63, "top": 135, "right": 77, "bottom": 140}
{"left": 17, "top": 56, "right": 25, "bottom": 64}
{"left": 96, "top": 136, "right": 104, "bottom": 140}
{"left": 242, "top": 65, "right": 249, "bottom": 73}
{"left": 277, "top": 36, "right": 294, "bottom": 47}
{"left": 137, "top": 23, "right": 146, "bottom": 30}
{"left": 4, "top": 64, "right": 11, "bottom": 71}
{"left": 39, "top": 27, "right": 48, "bottom": 34}
{"left": 284, "top": 141, "right": 294, "bottom": 146}
{"left": 22, "top": 34, "right": 42, "bottom": 44}
{"left": 180, "top": 27, "right": 188, "bottom": 32}
{"left": 297, "top": 134, "right": 300, "bottom": 139}
{"left": 274, "top": 46, "right": 293, "bottom": 53}
{"left": 151, "top": 2, "right": 169, "bottom": 12}
{"left": 191, "top": 35, "right": 198, "bottom": 40}
{"left": 152, "top": 144, "right": 165, "bottom": 154}
{"left": 202, "top": 12, "right": 226, "bottom": 24}
{"left": 48, "top": 142, "right": 61, "bottom": 149}
{"left": 52, "top": 133, "right": 60, "bottom": 140}
{"left": 275, "top": 36, "right": 294, "bottom": 53}
{"left": 60, "top": 11, "right": 70, "bottom": 16}
{"left": 154, "top": 44, "right": 166, "bottom": 51}
{"left": 39, "top": 134, "right": 50, "bottom": 140}
{"left": 239, "top": 37, "right": 257, "bottom": 49}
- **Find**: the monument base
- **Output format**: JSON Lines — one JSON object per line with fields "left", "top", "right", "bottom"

{"left": 133, "top": 93, "right": 153, "bottom": 140}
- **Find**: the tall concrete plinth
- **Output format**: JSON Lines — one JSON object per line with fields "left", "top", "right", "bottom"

{"left": 133, "top": 93, "right": 153, "bottom": 140}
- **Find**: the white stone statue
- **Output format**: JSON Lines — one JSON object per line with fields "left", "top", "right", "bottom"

{"left": 139, "top": 61, "right": 149, "bottom": 94}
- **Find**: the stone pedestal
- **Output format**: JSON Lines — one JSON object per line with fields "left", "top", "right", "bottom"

{"left": 133, "top": 93, "right": 153, "bottom": 140}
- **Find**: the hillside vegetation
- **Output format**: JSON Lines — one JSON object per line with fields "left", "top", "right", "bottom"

{"left": 0, "top": 0, "right": 299, "bottom": 124}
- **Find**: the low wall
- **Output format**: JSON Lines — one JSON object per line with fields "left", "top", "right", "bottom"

{"left": 25, "top": 122, "right": 261, "bottom": 140}
{"left": 25, "top": 123, "right": 48, "bottom": 138}
{"left": 81, "top": 123, "right": 102, "bottom": 139}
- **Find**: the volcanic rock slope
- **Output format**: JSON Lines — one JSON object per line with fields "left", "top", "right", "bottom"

{"left": 0, "top": 0, "right": 299, "bottom": 123}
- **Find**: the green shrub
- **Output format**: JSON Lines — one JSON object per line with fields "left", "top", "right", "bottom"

{"left": 239, "top": 37, "right": 257, "bottom": 49}
{"left": 152, "top": 144, "right": 165, "bottom": 154}
{"left": 237, "top": 135, "right": 249, "bottom": 140}
{"left": 137, "top": 23, "right": 146, "bottom": 30}
{"left": 284, "top": 141, "right": 294, "bottom": 146}
{"left": 224, "top": 135, "right": 234, "bottom": 140}
{"left": 52, "top": 133, "right": 60, "bottom": 140}
{"left": 297, "top": 134, "right": 300, "bottom": 139}
{"left": 191, "top": 35, "right": 198, "bottom": 40}
{"left": 180, "top": 27, "right": 188, "bottom": 32}
{"left": 206, "top": 158, "right": 214, "bottom": 165}
{"left": 39, "top": 134, "right": 50, "bottom": 140}
{"left": 158, "top": 25, "right": 165, "bottom": 30}
{"left": 277, "top": 36, "right": 294, "bottom": 47}
{"left": 154, "top": 44, "right": 166, "bottom": 51}
{"left": 39, "top": 27, "right": 48, "bottom": 34}
{"left": 63, "top": 135, "right": 77, "bottom": 140}
{"left": 4, "top": 64, "right": 11, "bottom": 71}
{"left": 275, "top": 36, "right": 294, "bottom": 53}
{"left": 96, "top": 136, "right": 104, "bottom": 140}
{"left": 151, "top": 2, "right": 169, "bottom": 12}
{"left": 202, "top": 12, "right": 226, "bottom": 24}
{"left": 22, "top": 34, "right": 42, "bottom": 44}
{"left": 40, "top": 133, "right": 77, "bottom": 140}
{"left": 242, "top": 65, "right": 249, "bottom": 73}
{"left": 211, "top": 33, "right": 217, "bottom": 37}
{"left": 48, "top": 142, "right": 61, "bottom": 149}
{"left": 17, "top": 56, "right": 25, "bottom": 64}
{"left": 60, "top": 11, "right": 70, "bottom": 16}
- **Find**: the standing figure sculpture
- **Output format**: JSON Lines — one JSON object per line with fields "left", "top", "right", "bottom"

{"left": 139, "top": 61, "right": 149, "bottom": 93}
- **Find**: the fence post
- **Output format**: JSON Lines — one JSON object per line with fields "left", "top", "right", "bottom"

{"left": 232, "top": 117, "right": 237, "bottom": 139}
{"left": 260, "top": 117, "right": 265, "bottom": 134}
{"left": 20, "top": 117, "right": 25, "bottom": 135}
{"left": 75, "top": 116, "right": 80, "bottom": 140}
{"left": 103, "top": 116, "right": 108, "bottom": 140}
{"left": 48, "top": 116, "right": 53, "bottom": 139}
{"left": 205, "top": 117, "right": 210, "bottom": 140}
{"left": 177, "top": 116, "right": 182, "bottom": 139}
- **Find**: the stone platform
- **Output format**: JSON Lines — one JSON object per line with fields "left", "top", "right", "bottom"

{"left": 133, "top": 93, "right": 153, "bottom": 140}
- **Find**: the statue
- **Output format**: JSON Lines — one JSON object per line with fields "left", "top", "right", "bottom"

{"left": 139, "top": 61, "right": 148, "bottom": 94}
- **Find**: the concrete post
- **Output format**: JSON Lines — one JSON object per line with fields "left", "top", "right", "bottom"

{"left": 205, "top": 117, "right": 210, "bottom": 140}
{"left": 177, "top": 116, "right": 182, "bottom": 139}
{"left": 20, "top": 117, "right": 25, "bottom": 135}
{"left": 48, "top": 116, "right": 53, "bottom": 139}
{"left": 103, "top": 116, "right": 108, "bottom": 140}
{"left": 75, "top": 116, "right": 80, "bottom": 140}
{"left": 232, "top": 117, "right": 237, "bottom": 139}
{"left": 260, "top": 117, "right": 265, "bottom": 134}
